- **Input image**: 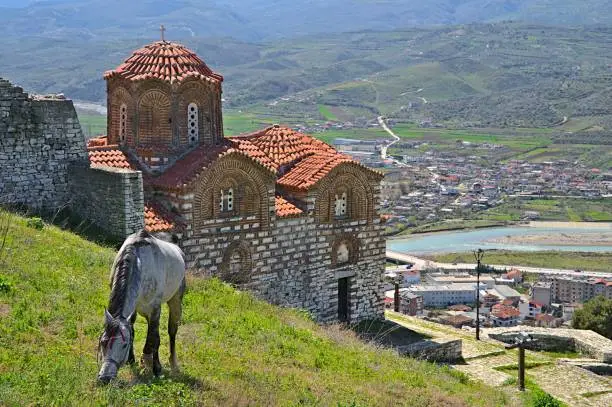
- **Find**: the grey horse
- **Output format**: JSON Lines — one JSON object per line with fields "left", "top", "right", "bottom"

{"left": 97, "top": 229, "right": 186, "bottom": 383}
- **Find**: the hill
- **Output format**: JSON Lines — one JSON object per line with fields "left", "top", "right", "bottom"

{"left": 1, "top": 0, "right": 611, "bottom": 42}
{"left": 0, "top": 210, "right": 513, "bottom": 406}
{"left": 2, "top": 22, "right": 612, "bottom": 131}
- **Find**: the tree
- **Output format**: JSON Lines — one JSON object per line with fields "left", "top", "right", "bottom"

{"left": 572, "top": 296, "right": 612, "bottom": 339}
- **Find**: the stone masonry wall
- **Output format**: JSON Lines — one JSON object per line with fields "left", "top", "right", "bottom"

{"left": 70, "top": 164, "right": 145, "bottom": 239}
{"left": 175, "top": 185, "right": 386, "bottom": 323}
{"left": 0, "top": 78, "right": 88, "bottom": 210}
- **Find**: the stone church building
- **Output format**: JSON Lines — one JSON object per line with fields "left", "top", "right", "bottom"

{"left": 3, "top": 39, "right": 386, "bottom": 323}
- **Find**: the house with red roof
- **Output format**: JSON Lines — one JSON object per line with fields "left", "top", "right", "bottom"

{"left": 85, "top": 39, "right": 386, "bottom": 323}
{"left": 490, "top": 304, "right": 521, "bottom": 327}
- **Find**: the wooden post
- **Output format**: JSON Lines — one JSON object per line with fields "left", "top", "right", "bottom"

{"left": 518, "top": 347, "right": 525, "bottom": 391}
{"left": 394, "top": 281, "right": 400, "bottom": 313}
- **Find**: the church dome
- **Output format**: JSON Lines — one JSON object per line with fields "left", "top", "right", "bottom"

{"left": 104, "top": 41, "right": 223, "bottom": 84}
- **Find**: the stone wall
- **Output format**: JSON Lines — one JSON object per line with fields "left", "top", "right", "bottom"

{"left": 171, "top": 182, "right": 386, "bottom": 323}
{"left": 0, "top": 78, "right": 88, "bottom": 210}
{"left": 70, "top": 164, "right": 145, "bottom": 239}
{"left": 399, "top": 338, "right": 463, "bottom": 363}
{"left": 486, "top": 326, "right": 612, "bottom": 363}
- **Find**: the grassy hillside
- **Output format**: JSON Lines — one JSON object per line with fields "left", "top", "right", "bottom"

{"left": 0, "top": 211, "right": 513, "bottom": 406}
{"left": 4, "top": 22, "right": 612, "bottom": 133}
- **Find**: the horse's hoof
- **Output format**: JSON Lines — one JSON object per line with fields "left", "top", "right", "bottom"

{"left": 140, "top": 354, "right": 154, "bottom": 371}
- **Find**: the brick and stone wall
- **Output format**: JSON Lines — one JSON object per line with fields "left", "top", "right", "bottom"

{"left": 70, "top": 164, "right": 145, "bottom": 239}
{"left": 170, "top": 180, "right": 386, "bottom": 323}
{"left": 0, "top": 78, "right": 88, "bottom": 210}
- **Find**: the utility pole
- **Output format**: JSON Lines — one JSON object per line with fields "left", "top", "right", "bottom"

{"left": 473, "top": 248, "right": 485, "bottom": 341}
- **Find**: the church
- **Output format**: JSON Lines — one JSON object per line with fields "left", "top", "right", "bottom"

{"left": 86, "top": 38, "right": 386, "bottom": 323}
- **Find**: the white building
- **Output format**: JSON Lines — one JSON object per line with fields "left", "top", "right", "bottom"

{"left": 406, "top": 283, "right": 479, "bottom": 308}
{"left": 427, "top": 273, "right": 496, "bottom": 289}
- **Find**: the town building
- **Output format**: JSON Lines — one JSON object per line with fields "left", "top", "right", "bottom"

{"left": 531, "top": 282, "right": 552, "bottom": 307}
{"left": 400, "top": 291, "right": 424, "bottom": 316}
{"left": 546, "top": 276, "right": 612, "bottom": 303}
{"left": 406, "top": 283, "right": 477, "bottom": 308}
{"left": 427, "top": 273, "right": 496, "bottom": 289}
{"left": 490, "top": 304, "right": 521, "bottom": 327}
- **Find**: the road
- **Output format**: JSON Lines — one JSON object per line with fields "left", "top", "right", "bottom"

{"left": 386, "top": 250, "right": 612, "bottom": 278}
{"left": 378, "top": 116, "right": 401, "bottom": 161}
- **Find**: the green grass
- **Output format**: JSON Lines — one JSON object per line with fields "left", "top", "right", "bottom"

{"left": 77, "top": 113, "right": 107, "bottom": 138}
{"left": 430, "top": 251, "right": 612, "bottom": 272}
{"left": 317, "top": 104, "right": 338, "bottom": 121}
{"left": 0, "top": 211, "right": 512, "bottom": 406}
{"left": 396, "top": 219, "right": 508, "bottom": 236}
{"left": 478, "top": 198, "right": 612, "bottom": 222}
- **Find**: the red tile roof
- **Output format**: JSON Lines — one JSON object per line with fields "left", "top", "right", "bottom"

{"left": 144, "top": 201, "right": 178, "bottom": 233}
{"left": 491, "top": 304, "right": 521, "bottom": 319}
{"left": 87, "top": 136, "right": 109, "bottom": 148}
{"left": 104, "top": 41, "right": 223, "bottom": 84}
{"left": 236, "top": 125, "right": 337, "bottom": 168}
{"left": 88, "top": 147, "right": 136, "bottom": 170}
{"left": 277, "top": 152, "right": 354, "bottom": 190}
{"left": 275, "top": 196, "right": 303, "bottom": 218}
{"left": 149, "top": 143, "right": 231, "bottom": 189}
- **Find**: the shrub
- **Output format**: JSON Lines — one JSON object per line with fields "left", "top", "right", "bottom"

{"left": 26, "top": 217, "right": 44, "bottom": 230}
{"left": 531, "top": 389, "right": 562, "bottom": 407}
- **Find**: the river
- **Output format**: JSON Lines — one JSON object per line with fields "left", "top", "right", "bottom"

{"left": 387, "top": 224, "right": 612, "bottom": 255}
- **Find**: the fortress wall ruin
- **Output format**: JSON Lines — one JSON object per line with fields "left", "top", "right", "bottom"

{"left": 0, "top": 78, "right": 88, "bottom": 210}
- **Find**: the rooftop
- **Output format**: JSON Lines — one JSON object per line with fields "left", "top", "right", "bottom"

{"left": 104, "top": 41, "right": 223, "bottom": 84}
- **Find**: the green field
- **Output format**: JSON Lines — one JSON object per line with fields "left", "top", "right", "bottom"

{"left": 430, "top": 251, "right": 612, "bottom": 272}
{"left": 395, "top": 219, "right": 508, "bottom": 236}
{"left": 317, "top": 104, "right": 338, "bottom": 121}
{"left": 478, "top": 198, "right": 612, "bottom": 222}
{"left": 77, "top": 113, "right": 107, "bottom": 138}
{"left": 0, "top": 211, "right": 514, "bottom": 406}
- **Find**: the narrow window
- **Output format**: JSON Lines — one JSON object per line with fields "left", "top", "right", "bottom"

{"left": 220, "top": 188, "right": 234, "bottom": 212}
{"left": 119, "top": 103, "right": 127, "bottom": 143}
{"left": 334, "top": 192, "right": 348, "bottom": 218}
{"left": 187, "top": 103, "right": 199, "bottom": 144}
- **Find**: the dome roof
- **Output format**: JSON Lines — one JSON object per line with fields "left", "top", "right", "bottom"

{"left": 104, "top": 41, "right": 223, "bottom": 84}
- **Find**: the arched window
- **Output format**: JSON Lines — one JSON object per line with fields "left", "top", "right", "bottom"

{"left": 220, "top": 188, "right": 234, "bottom": 213}
{"left": 119, "top": 103, "right": 127, "bottom": 143}
{"left": 187, "top": 103, "right": 199, "bottom": 144}
{"left": 334, "top": 192, "right": 347, "bottom": 218}
{"left": 220, "top": 242, "right": 253, "bottom": 286}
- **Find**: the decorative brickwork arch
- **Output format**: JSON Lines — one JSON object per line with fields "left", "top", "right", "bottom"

{"left": 109, "top": 86, "right": 134, "bottom": 145}
{"left": 193, "top": 154, "right": 273, "bottom": 231}
{"left": 331, "top": 233, "right": 360, "bottom": 267}
{"left": 177, "top": 80, "right": 217, "bottom": 145}
{"left": 314, "top": 163, "right": 375, "bottom": 224}
{"left": 138, "top": 89, "right": 171, "bottom": 146}
{"left": 219, "top": 241, "right": 253, "bottom": 285}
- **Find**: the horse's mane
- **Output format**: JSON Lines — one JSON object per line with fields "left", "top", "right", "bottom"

{"left": 108, "top": 230, "right": 151, "bottom": 317}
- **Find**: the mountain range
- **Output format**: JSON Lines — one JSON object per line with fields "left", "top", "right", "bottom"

{"left": 1, "top": 0, "right": 611, "bottom": 41}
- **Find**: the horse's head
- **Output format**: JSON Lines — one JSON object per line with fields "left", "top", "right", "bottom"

{"left": 97, "top": 309, "right": 133, "bottom": 384}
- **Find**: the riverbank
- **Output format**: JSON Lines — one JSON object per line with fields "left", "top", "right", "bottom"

{"left": 428, "top": 251, "right": 612, "bottom": 272}
{"left": 486, "top": 231, "right": 612, "bottom": 247}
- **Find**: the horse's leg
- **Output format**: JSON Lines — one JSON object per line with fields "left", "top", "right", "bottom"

{"left": 127, "top": 312, "right": 137, "bottom": 365}
{"left": 141, "top": 306, "right": 162, "bottom": 376}
{"left": 167, "top": 278, "right": 186, "bottom": 372}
